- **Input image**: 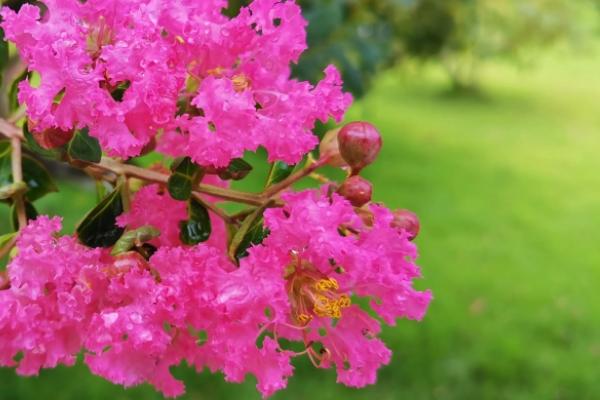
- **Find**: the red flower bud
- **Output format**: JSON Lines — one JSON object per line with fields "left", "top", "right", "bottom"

{"left": 337, "top": 176, "right": 372, "bottom": 207}
{"left": 319, "top": 127, "right": 347, "bottom": 168}
{"left": 337, "top": 121, "right": 382, "bottom": 174}
{"left": 29, "top": 121, "right": 74, "bottom": 150}
{"left": 391, "top": 209, "right": 420, "bottom": 240}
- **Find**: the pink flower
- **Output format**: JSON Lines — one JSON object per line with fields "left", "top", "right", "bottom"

{"left": 116, "top": 182, "right": 228, "bottom": 250}
{"left": 2, "top": 0, "right": 351, "bottom": 165}
{"left": 0, "top": 216, "right": 105, "bottom": 375}
{"left": 239, "top": 187, "right": 432, "bottom": 387}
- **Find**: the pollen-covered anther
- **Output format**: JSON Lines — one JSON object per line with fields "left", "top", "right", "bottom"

{"left": 232, "top": 74, "right": 251, "bottom": 92}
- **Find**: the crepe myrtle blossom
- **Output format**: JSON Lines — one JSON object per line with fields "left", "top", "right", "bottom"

{"left": 0, "top": 0, "right": 432, "bottom": 398}
{"left": 1, "top": 0, "right": 351, "bottom": 166}
{"left": 0, "top": 189, "right": 430, "bottom": 397}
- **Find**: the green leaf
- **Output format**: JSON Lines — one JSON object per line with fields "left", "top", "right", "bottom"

{"left": 68, "top": 127, "right": 101, "bottom": 163}
{"left": 8, "top": 69, "right": 28, "bottom": 112}
{"left": 218, "top": 158, "right": 253, "bottom": 181}
{"left": 179, "top": 197, "right": 211, "bottom": 245}
{"left": 23, "top": 124, "right": 63, "bottom": 160}
{"left": 0, "top": 140, "right": 58, "bottom": 202}
{"left": 11, "top": 201, "right": 38, "bottom": 231}
{"left": 76, "top": 185, "right": 125, "bottom": 248}
{"left": 265, "top": 161, "right": 295, "bottom": 188}
{"left": 228, "top": 203, "right": 271, "bottom": 263}
{"left": 111, "top": 225, "right": 160, "bottom": 256}
{"left": 0, "top": 27, "right": 8, "bottom": 87}
{"left": 0, "top": 232, "right": 17, "bottom": 250}
{"left": 168, "top": 157, "right": 202, "bottom": 201}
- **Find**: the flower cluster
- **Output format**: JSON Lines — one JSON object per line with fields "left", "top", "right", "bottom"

{"left": 0, "top": 0, "right": 432, "bottom": 398}
{"left": 1, "top": 0, "right": 351, "bottom": 166}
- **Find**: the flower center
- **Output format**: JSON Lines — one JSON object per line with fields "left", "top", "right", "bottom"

{"left": 286, "top": 260, "right": 351, "bottom": 326}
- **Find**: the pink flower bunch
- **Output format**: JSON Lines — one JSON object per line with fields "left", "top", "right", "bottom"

{"left": 0, "top": 189, "right": 431, "bottom": 397}
{"left": 0, "top": 0, "right": 432, "bottom": 397}
{"left": 1, "top": 0, "right": 351, "bottom": 166}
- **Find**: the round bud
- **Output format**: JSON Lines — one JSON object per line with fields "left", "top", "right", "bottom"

{"left": 337, "top": 176, "right": 372, "bottom": 207}
{"left": 391, "top": 209, "right": 420, "bottom": 240}
{"left": 337, "top": 121, "right": 382, "bottom": 173}
{"left": 0, "top": 271, "right": 9, "bottom": 290}
{"left": 29, "top": 121, "right": 73, "bottom": 150}
{"left": 319, "top": 127, "right": 347, "bottom": 168}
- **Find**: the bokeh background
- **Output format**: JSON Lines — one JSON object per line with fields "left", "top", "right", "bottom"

{"left": 1, "top": 0, "right": 600, "bottom": 399}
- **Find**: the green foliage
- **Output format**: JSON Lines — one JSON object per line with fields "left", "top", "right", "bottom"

{"left": 0, "top": 140, "right": 58, "bottom": 202}
{"left": 218, "top": 158, "right": 253, "bottom": 181}
{"left": 111, "top": 225, "right": 161, "bottom": 256}
{"left": 228, "top": 204, "right": 270, "bottom": 263}
{"left": 76, "top": 185, "right": 124, "bottom": 248}
{"left": 68, "top": 128, "right": 101, "bottom": 163}
{"left": 167, "top": 157, "right": 202, "bottom": 201}
{"left": 179, "top": 197, "right": 211, "bottom": 245}
{"left": 10, "top": 200, "right": 37, "bottom": 231}
{"left": 264, "top": 161, "right": 295, "bottom": 188}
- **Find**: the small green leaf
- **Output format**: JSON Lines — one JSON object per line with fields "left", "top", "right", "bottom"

{"left": 76, "top": 185, "right": 125, "bottom": 248}
{"left": 168, "top": 157, "right": 202, "bottom": 201}
{"left": 21, "top": 155, "right": 58, "bottom": 202}
{"left": 8, "top": 69, "right": 29, "bottom": 112}
{"left": 265, "top": 161, "right": 295, "bottom": 188}
{"left": 0, "top": 140, "right": 58, "bottom": 202}
{"left": 68, "top": 127, "right": 102, "bottom": 163}
{"left": 0, "top": 27, "right": 8, "bottom": 86}
{"left": 111, "top": 225, "right": 160, "bottom": 256}
{"left": 218, "top": 158, "right": 253, "bottom": 181}
{"left": 10, "top": 201, "right": 38, "bottom": 231}
{"left": 23, "top": 124, "right": 63, "bottom": 160}
{"left": 0, "top": 232, "right": 17, "bottom": 250}
{"left": 228, "top": 203, "right": 271, "bottom": 263}
{"left": 179, "top": 197, "right": 211, "bottom": 245}
{"left": 109, "top": 80, "right": 131, "bottom": 102}
{"left": 235, "top": 220, "right": 269, "bottom": 261}
{"left": 0, "top": 181, "right": 27, "bottom": 200}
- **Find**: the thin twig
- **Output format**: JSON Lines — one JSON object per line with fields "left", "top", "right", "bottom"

{"left": 10, "top": 136, "right": 27, "bottom": 229}
{"left": 192, "top": 193, "right": 233, "bottom": 224}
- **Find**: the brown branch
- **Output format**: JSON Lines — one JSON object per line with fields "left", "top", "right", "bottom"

{"left": 10, "top": 136, "right": 27, "bottom": 229}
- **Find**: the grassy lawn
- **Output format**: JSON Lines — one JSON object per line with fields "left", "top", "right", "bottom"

{"left": 1, "top": 49, "right": 600, "bottom": 399}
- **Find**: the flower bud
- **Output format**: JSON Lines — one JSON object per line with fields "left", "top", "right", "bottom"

{"left": 319, "top": 128, "right": 347, "bottom": 168}
{"left": 30, "top": 124, "right": 74, "bottom": 150}
{"left": 391, "top": 209, "right": 420, "bottom": 240}
{"left": 337, "top": 176, "right": 372, "bottom": 207}
{"left": 337, "top": 121, "right": 382, "bottom": 173}
{"left": 0, "top": 271, "right": 9, "bottom": 290}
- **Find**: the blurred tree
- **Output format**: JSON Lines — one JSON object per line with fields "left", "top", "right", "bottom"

{"left": 394, "top": 0, "right": 599, "bottom": 91}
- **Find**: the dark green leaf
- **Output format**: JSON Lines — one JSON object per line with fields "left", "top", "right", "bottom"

{"left": 76, "top": 186, "right": 125, "bottom": 248}
{"left": 0, "top": 141, "right": 12, "bottom": 192}
{"left": 179, "top": 197, "right": 211, "bottom": 245}
{"left": 218, "top": 158, "right": 253, "bottom": 181}
{"left": 265, "top": 161, "right": 295, "bottom": 188}
{"left": 0, "top": 27, "right": 8, "bottom": 86}
{"left": 11, "top": 201, "right": 38, "bottom": 231}
{"left": 23, "top": 124, "right": 63, "bottom": 160}
{"left": 68, "top": 127, "right": 101, "bottom": 163}
{"left": 235, "top": 220, "right": 269, "bottom": 261}
{"left": 0, "top": 140, "right": 58, "bottom": 202}
{"left": 228, "top": 203, "right": 271, "bottom": 263}
{"left": 8, "top": 69, "right": 28, "bottom": 112}
{"left": 168, "top": 157, "right": 202, "bottom": 201}
{"left": 109, "top": 80, "right": 131, "bottom": 102}
{"left": 111, "top": 225, "right": 160, "bottom": 256}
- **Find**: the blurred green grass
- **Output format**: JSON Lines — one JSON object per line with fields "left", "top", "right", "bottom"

{"left": 2, "top": 49, "right": 600, "bottom": 399}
